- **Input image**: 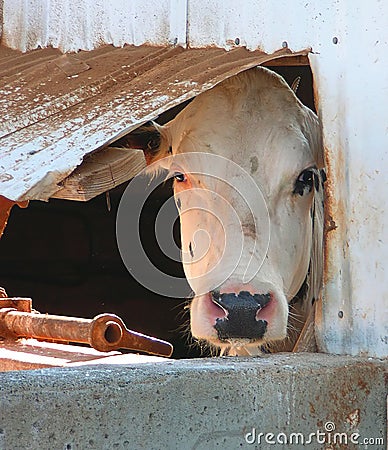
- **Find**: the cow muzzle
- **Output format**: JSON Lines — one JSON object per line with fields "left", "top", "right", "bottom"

{"left": 211, "top": 290, "right": 271, "bottom": 341}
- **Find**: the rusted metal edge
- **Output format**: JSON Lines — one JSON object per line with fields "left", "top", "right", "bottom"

{"left": 0, "top": 196, "right": 29, "bottom": 238}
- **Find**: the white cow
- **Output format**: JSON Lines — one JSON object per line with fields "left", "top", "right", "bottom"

{"left": 128, "top": 67, "right": 324, "bottom": 356}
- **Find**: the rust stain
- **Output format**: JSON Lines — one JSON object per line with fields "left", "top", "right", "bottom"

{"left": 346, "top": 409, "right": 360, "bottom": 429}
{"left": 325, "top": 215, "right": 337, "bottom": 233}
{"left": 312, "top": 73, "right": 322, "bottom": 125}
{"left": 357, "top": 378, "right": 371, "bottom": 395}
{"left": 0, "top": 196, "right": 29, "bottom": 238}
{"left": 312, "top": 74, "right": 342, "bottom": 289}
{"left": 312, "top": 363, "right": 380, "bottom": 449}
{"left": 322, "top": 144, "right": 347, "bottom": 285}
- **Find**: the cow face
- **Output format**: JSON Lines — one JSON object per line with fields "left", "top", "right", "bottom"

{"left": 130, "top": 67, "right": 323, "bottom": 355}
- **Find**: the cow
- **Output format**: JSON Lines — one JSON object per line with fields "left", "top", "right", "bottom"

{"left": 125, "top": 66, "right": 324, "bottom": 356}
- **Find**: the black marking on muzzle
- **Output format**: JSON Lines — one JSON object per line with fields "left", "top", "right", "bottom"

{"left": 212, "top": 291, "right": 270, "bottom": 341}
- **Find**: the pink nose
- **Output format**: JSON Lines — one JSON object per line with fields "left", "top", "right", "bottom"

{"left": 210, "top": 290, "right": 271, "bottom": 340}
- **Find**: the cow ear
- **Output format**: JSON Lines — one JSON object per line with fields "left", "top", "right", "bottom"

{"left": 122, "top": 121, "right": 171, "bottom": 166}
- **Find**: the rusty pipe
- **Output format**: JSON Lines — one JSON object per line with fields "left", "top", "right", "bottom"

{"left": 0, "top": 308, "right": 173, "bottom": 357}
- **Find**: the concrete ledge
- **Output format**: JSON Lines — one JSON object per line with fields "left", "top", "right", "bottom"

{"left": 0, "top": 353, "right": 386, "bottom": 449}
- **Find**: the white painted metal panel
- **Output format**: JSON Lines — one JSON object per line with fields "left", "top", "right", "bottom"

{"left": 2, "top": 0, "right": 187, "bottom": 52}
{"left": 187, "top": 0, "right": 315, "bottom": 52}
{"left": 308, "top": 5, "right": 388, "bottom": 358}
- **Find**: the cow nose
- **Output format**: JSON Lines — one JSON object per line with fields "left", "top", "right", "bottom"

{"left": 211, "top": 290, "right": 270, "bottom": 341}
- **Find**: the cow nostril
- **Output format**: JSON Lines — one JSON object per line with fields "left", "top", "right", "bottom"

{"left": 211, "top": 290, "right": 220, "bottom": 301}
{"left": 210, "top": 290, "right": 228, "bottom": 316}
{"left": 253, "top": 292, "right": 271, "bottom": 309}
{"left": 212, "top": 290, "right": 270, "bottom": 341}
{"left": 208, "top": 291, "right": 228, "bottom": 326}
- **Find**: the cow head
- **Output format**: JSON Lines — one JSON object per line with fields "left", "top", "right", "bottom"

{"left": 126, "top": 67, "right": 324, "bottom": 355}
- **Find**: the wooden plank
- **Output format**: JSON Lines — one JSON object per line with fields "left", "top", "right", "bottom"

{"left": 292, "top": 302, "right": 318, "bottom": 353}
{"left": 52, "top": 147, "right": 146, "bottom": 201}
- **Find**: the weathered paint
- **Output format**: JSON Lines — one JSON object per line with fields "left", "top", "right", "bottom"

{"left": 2, "top": 0, "right": 182, "bottom": 52}
{"left": 306, "top": 4, "right": 387, "bottom": 358}
{"left": 1, "top": 0, "right": 387, "bottom": 356}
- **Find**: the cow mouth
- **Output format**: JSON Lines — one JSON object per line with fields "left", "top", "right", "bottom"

{"left": 211, "top": 290, "right": 271, "bottom": 341}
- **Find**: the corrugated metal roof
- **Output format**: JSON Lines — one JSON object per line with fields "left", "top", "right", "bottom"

{"left": 0, "top": 44, "right": 309, "bottom": 201}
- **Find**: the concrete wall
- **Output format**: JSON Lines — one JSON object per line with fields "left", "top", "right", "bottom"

{"left": 0, "top": 354, "right": 386, "bottom": 449}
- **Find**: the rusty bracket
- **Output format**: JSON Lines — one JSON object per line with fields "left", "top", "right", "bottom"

{"left": 0, "top": 298, "right": 173, "bottom": 357}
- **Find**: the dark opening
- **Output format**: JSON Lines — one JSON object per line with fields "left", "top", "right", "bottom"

{"left": 104, "top": 322, "right": 123, "bottom": 344}
{"left": 0, "top": 64, "right": 316, "bottom": 359}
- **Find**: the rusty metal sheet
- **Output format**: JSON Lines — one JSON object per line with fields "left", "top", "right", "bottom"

{"left": 0, "top": 44, "right": 309, "bottom": 201}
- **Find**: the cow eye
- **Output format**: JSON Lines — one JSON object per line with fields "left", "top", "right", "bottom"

{"left": 174, "top": 172, "right": 186, "bottom": 182}
{"left": 294, "top": 169, "right": 315, "bottom": 196}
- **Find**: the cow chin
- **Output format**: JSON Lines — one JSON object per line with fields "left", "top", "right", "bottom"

{"left": 190, "top": 285, "right": 289, "bottom": 355}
